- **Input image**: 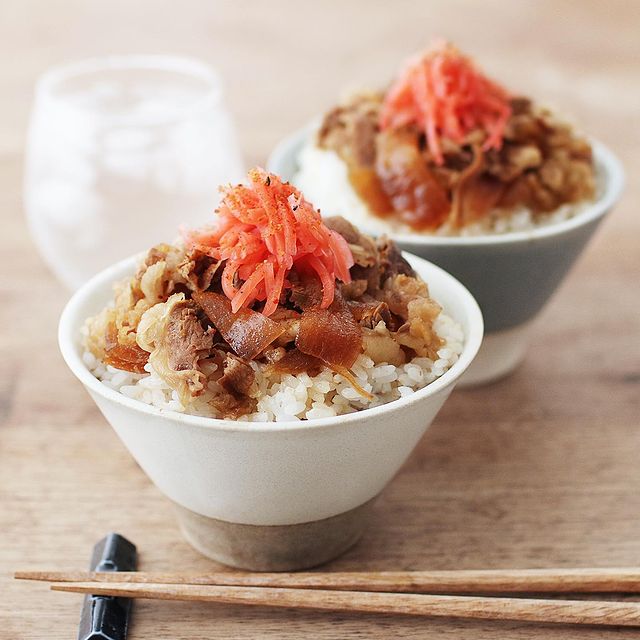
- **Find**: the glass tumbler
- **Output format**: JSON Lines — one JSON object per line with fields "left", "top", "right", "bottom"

{"left": 24, "top": 55, "right": 244, "bottom": 289}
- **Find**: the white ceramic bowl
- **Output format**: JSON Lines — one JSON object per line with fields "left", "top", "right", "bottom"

{"left": 59, "top": 252, "right": 483, "bottom": 569}
{"left": 268, "top": 128, "right": 624, "bottom": 386}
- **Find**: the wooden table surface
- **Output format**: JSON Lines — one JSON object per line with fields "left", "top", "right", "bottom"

{"left": 2, "top": 1, "right": 639, "bottom": 637}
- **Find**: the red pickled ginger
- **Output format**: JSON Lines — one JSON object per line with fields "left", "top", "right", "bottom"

{"left": 380, "top": 39, "right": 512, "bottom": 165}
{"left": 184, "top": 169, "right": 354, "bottom": 316}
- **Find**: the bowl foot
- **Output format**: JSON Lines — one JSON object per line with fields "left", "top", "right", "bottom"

{"left": 457, "top": 321, "right": 533, "bottom": 387}
{"left": 174, "top": 498, "right": 376, "bottom": 571}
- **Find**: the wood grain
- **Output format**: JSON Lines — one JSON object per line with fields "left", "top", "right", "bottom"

{"left": 1, "top": 1, "right": 639, "bottom": 639}
{"left": 48, "top": 583, "right": 640, "bottom": 627}
{"left": 16, "top": 567, "right": 640, "bottom": 594}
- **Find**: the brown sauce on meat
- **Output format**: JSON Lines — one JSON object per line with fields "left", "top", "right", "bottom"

{"left": 103, "top": 323, "right": 149, "bottom": 374}
{"left": 347, "top": 165, "right": 393, "bottom": 216}
{"left": 193, "top": 291, "right": 285, "bottom": 361}
{"left": 346, "top": 138, "right": 452, "bottom": 231}
{"left": 295, "top": 292, "right": 362, "bottom": 369}
{"left": 347, "top": 129, "right": 451, "bottom": 230}
{"left": 269, "top": 349, "right": 324, "bottom": 376}
{"left": 374, "top": 130, "right": 451, "bottom": 230}
{"left": 103, "top": 347, "right": 149, "bottom": 374}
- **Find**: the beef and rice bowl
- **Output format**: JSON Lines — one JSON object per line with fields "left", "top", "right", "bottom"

{"left": 83, "top": 168, "right": 464, "bottom": 422}
{"left": 295, "top": 40, "right": 598, "bottom": 236}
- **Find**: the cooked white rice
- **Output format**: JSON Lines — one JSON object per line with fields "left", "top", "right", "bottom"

{"left": 294, "top": 143, "right": 599, "bottom": 237}
{"left": 84, "top": 311, "right": 464, "bottom": 423}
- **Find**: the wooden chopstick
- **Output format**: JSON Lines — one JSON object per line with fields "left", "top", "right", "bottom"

{"left": 15, "top": 567, "right": 640, "bottom": 593}
{"left": 46, "top": 581, "right": 640, "bottom": 626}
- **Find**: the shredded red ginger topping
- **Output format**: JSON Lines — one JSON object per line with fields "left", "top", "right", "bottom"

{"left": 380, "top": 39, "right": 512, "bottom": 165}
{"left": 184, "top": 168, "right": 354, "bottom": 317}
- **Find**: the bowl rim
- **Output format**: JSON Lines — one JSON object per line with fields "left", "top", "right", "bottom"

{"left": 59, "top": 252, "right": 483, "bottom": 434}
{"left": 35, "top": 54, "right": 224, "bottom": 128}
{"left": 267, "top": 124, "right": 625, "bottom": 247}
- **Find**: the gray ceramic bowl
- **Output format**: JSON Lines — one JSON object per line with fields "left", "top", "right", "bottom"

{"left": 268, "top": 128, "right": 624, "bottom": 385}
